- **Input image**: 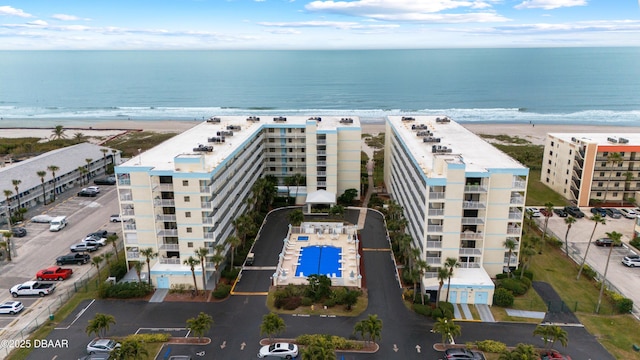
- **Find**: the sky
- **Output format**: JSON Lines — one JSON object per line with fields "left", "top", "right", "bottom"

{"left": 0, "top": 0, "right": 639, "bottom": 49}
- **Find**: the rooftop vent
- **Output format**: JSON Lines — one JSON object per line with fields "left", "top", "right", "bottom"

{"left": 246, "top": 116, "right": 260, "bottom": 122}
{"left": 619, "top": 137, "right": 629, "bottom": 144}
{"left": 309, "top": 117, "right": 322, "bottom": 121}
{"left": 436, "top": 117, "right": 451, "bottom": 124}
{"left": 226, "top": 125, "right": 241, "bottom": 131}
{"left": 217, "top": 130, "right": 234, "bottom": 137}
{"left": 411, "top": 124, "right": 429, "bottom": 130}
{"left": 339, "top": 117, "right": 354, "bottom": 124}
{"left": 401, "top": 116, "right": 415, "bottom": 121}
{"left": 423, "top": 137, "right": 442, "bottom": 143}
{"left": 607, "top": 137, "right": 618, "bottom": 143}
{"left": 416, "top": 131, "right": 433, "bottom": 137}
{"left": 208, "top": 136, "right": 225, "bottom": 144}
{"left": 193, "top": 144, "right": 214, "bottom": 152}
{"left": 571, "top": 137, "right": 577, "bottom": 142}
{"left": 273, "top": 116, "right": 287, "bottom": 122}
{"left": 206, "top": 117, "right": 221, "bottom": 123}
{"left": 431, "top": 145, "right": 452, "bottom": 153}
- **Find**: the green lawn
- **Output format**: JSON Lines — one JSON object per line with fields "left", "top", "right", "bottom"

{"left": 526, "top": 170, "right": 570, "bottom": 206}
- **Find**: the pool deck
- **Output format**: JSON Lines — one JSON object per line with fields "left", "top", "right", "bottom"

{"left": 272, "top": 222, "right": 362, "bottom": 288}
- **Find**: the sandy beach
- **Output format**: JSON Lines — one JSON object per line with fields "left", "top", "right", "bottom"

{"left": 2, "top": 121, "right": 640, "bottom": 147}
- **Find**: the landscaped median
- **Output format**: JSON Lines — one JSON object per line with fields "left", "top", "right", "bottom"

{"left": 259, "top": 335, "right": 379, "bottom": 354}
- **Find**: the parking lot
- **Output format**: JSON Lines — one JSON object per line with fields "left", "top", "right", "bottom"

{"left": 0, "top": 184, "right": 122, "bottom": 359}
{"left": 540, "top": 206, "right": 640, "bottom": 313}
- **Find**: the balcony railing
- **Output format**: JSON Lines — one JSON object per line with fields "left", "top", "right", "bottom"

{"left": 512, "top": 180, "right": 527, "bottom": 189}
{"left": 122, "top": 209, "right": 135, "bottom": 216}
{"left": 459, "top": 248, "right": 482, "bottom": 256}
{"left": 201, "top": 201, "right": 212, "bottom": 209}
{"left": 464, "top": 185, "right": 487, "bottom": 193}
{"left": 510, "top": 196, "right": 524, "bottom": 205}
{"left": 160, "top": 244, "right": 179, "bottom": 251}
{"left": 202, "top": 217, "right": 213, "bottom": 224}
{"left": 504, "top": 255, "right": 518, "bottom": 264}
{"left": 429, "top": 192, "right": 445, "bottom": 200}
{"left": 427, "top": 225, "right": 443, "bottom": 232}
{"left": 507, "top": 226, "right": 521, "bottom": 235}
{"left": 463, "top": 201, "right": 485, "bottom": 209}
{"left": 127, "top": 251, "right": 140, "bottom": 259}
{"left": 428, "top": 209, "right": 444, "bottom": 216}
{"left": 160, "top": 257, "right": 181, "bottom": 265}
{"left": 317, "top": 181, "right": 327, "bottom": 187}
{"left": 124, "top": 223, "right": 137, "bottom": 231}
{"left": 461, "top": 217, "right": 484, "bottom": 225}
{"left": 118, "top": 179, "right": 131, "bottom": 186}
{"left": 508, "top": 210, "right": 524, "bottom": 220}
{"left": 152, "top": 183, "right": 174, "bottom": 191}
{"left": 200, "top": 186, "right": 211, "bottom": 193}
{"left": 426, "top": 241, "right": 443, "bottom": 248}
{"left": 426, "top": 257, "right": 442, "bottom": 265}
{"left": 156, "top": 214, "right": 177, "bottom": 222}
{"left": 204, "top": 232, "right": 215, "bottom": 239}
{"left": 460, "top": 231, "right": 483, "bottom": 240}
{"left": 459, "top": 262, "right": 481, "bottom": 269}
{"left": 157, "top": 229, "right": 178, "bottom": 237}
{"left": 120, "top": 194, "right": 133, "bottom": 201}
{"left": 154, "top": 199, "right": 175, "bottom": 207}
{"left": 317, "top": 161, "right": 327, "bottom": 166}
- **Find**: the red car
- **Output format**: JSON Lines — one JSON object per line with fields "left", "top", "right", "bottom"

{"left": 36, "top": 266, "right": 73, "bottom": 281}
{"left": 539, "top": 350, "right": 572, "bottom": 360}
{"left": 540, "top": 208, "right": 553, "bottom": 217}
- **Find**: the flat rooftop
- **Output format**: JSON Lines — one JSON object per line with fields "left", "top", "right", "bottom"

{"left": 548, "top": 133, "right": 640, "bottom": 145}
{"left": 387, "top": 116, "right": 526, "bottom": 176}
{"left": 119, "top": 115, "right": 360, "bottom": 172}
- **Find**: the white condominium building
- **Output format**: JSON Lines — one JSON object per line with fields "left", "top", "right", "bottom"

{"left": 115, "top": 116, "right": 360, "bottom": 289}
{"left": 384, "top": 116, "right": 529, "bottom": 305}
{"left": 541, "top": 133, "right": 640, "bottom": 207}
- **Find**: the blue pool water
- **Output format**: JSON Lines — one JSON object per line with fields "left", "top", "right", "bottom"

{"left": 296, "top": 246, "right": 341, "bottom": 278}
{"left": 298, "top": 236, "right": 309, "bottom": 241}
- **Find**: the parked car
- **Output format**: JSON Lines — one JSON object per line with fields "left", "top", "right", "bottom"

{"left": 36, "top": 266, "right": 73, "bottom": 281}
{"left": 10, "top": 281, "right": 56, "bottom": 297}
{"left": 56, "top": 253, "right": 90, "bottom": 265}
{"left": 538, "top": 349, "right": 572, "bottom": 360}
{"left": 443, "top": 348, "right": 486, "bottom": 359}
{"left": 86, "top": 186, "right": 100, "bottom": 193}
{"left": 258, "top": 343, "right": 299, "bottom": 359}
{"left": 78, "top": 188, "right": 98, "bottom": 197}
{"left": 605, "top": 208, "right": 622, "bottom": 219}
{"left": 70, "top": 243, "right": 99, "bottom": 252}
{"left": 526, "top": 207, "right": 541, "bottom": 217}
{"left": 87, "top": 230, "right": 116, "bottom": 239}
{"left": 94, "top": 176, "right": 116, "bottom": 185}
{"left": 622, "top": 254, "right": 640, "bottom": 267}
{"left": 30, "top": 214, "right": 54, "bottom": 223}
{"left": 167, "top": 357, "right": 192, "bottom": 360}
{"left": 110, "top": 214, "right": 123, "bottom": 222}
{"left": 49, "top": 216, "right": 68, "bottom": 231}
{"left": 595, "top": 238, "right": 623, "bottom": 247}
{"left": 553, "top": 208, "right": 568, "bottom": 217}
{"left": 0, "top": 301, "right": 24, "bottom": 315}
{"left": 86, "top": 338, "right": 121, "bottom": 355}
{"left": 12, "top": 227, "right": 27, "bottom": 237}
{"left": 564, "top": 206, "right": 585, "bottom": 218}
{"left": 619, "top": 208, "right": 637, "bottom": 219}
{"left": 540, "top": 208, "right": 553, "bottom": 217}
{"left": 82, "top": 236, "right": 106, "bottom": 247}
{"left": 590, "top": 207, "right": 607, "bottom": 217}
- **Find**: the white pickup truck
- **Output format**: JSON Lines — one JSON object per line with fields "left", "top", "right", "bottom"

{"left": 10, "top": 281, "right": 56, "bottom": 297}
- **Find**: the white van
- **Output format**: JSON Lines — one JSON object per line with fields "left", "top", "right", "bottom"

{"left": 49, "top": 216, "right": 68, "bottom": 232}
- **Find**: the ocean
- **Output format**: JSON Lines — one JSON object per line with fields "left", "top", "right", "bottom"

{"left": 1, "top": 48, "right": 639, "bottom": 126}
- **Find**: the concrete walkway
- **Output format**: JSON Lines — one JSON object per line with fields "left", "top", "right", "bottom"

{"left": 453, "top": 304, "right": 462, "bottom": 319}
{"left": 505, "top": 309, "right": 546, "bottom": 319}
{"left": 149, "top": 288, "right": 169, "bottom": 303}
{"left": 460, "top": 303, "right": 473, "bottom": 319}
{"left": 475, "top": 304, "right": 496, "bottom": 322}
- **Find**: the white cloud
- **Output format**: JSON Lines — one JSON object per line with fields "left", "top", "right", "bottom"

{"left": 27, "top": 20, "right": 48, "bottom": 26}
{"left": 515, "top": 0, "right": 587, "bottom": 10}
{"left": 259, "top": 20, "right": 399, "bottom": 30}
{"left": 305, "top": 0, "right": 508, "bottom": 23}
{"left": 484, "top": 20, "right": 640, "bottom": 34}
{"left": 51, "top": 14, "right": 81, "bottom": 21}
{"left": 0, "top": 5, "right": 33, "bottom": 18}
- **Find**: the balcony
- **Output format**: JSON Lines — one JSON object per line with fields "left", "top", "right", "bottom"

{"left": 512, "top": 180, "right": 527, "bottom": 189}
{"left": 429, "top": 192, "right": 445, "bottom": 200}
{"left": 464, "top": 185, "right": 487, "bottom": 193}
{"left": 202, "top": 217, "right": 213, "bottom": 224}
{"left": 504, "top": 255, "right": 518, "bottom": 264}
{"left": 118, "top": 179, "right": 131, "bottom": 186}
{"left": 463, "top": 201, "right": 485, "bottom": 209}
{"left": 122, "top": 208, "right": 135, "bottom": 216}
{"left": 152, "top": 183, "right": 174, "bottom": 191}
{"left": 461, "top": 217, "right": 484, "bottom": 225}
{"left": 156, "top": 214, "right": 177, "bottom": 222}
{"left": 510, "top": 194, "right": 524, "bottom": 205}
{"left": 426, "top": 241, "right": 442, "bottom": 248}
{"left": 126, "top": 251, "right": 140, "bottom": 259}
{"left": 200, "top": 186, "right": 211, "bottom": 193}
{"left": 459, "top": 248, "right": 482, "bottom": 256}
{"left": 427, "top": 225, "right": 443, "bottom": 232}
{"left": 459, "top": 262, "right": 481, "bottom": 269}
{"left": 426, "top": 257, "right": 442, "bottom": 265}
{"left": 124, "top": 223, "right": 137, "bottom": 231}
{"left": 460, "top": 231, "right": 483, "bottom": 240}
{"left": 317, "top": 161, "right": 327, "bottom": 166}
{"left": 507, "top": 226, "right": 521, "bottom": 235}
{"left": 157, "top": 229, "right": 178, "bottom": 237}
{"left": 317, "top": 181, "right": 327, "bottom": 187}
{"left": 204, "top": 232, "right": 215, "bottom": 239}
{"left": 317, "top": 139, "right": 327, "bottom": 145}
{"left": 120, "top": 193, "right": 133, "bottom": 201}
{"left": 508, "top": 210, "right": 524, "bottom": 220}
{"left": 154, "top": 199, "right": 175, "bottom": 207}
{"left": 159, "top": 243, "right": 179, "bottom": 251}
{"left": 428, "top": 209, "right": 444, "bottom": 216}
{"left": 201, "top": 201, "right": 212, "bottom": 209}
{"left": 160, "top": 257, "right": 181, "bottom": 265}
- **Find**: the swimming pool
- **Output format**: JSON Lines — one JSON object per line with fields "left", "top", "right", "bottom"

{"left": 295, "top": 245, "right": 341, "bottom": 278}
{"left": 298, "top": 236, "right": 309, "bottom": 241}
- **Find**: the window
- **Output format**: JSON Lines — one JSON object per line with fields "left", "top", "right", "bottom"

{"left": 565, "top": 179, "right": 568, "bottom": 184}
{"left": 548, "top": 160, "right": 552, "bottom": 165}
{"left": 288, "top": 128, "right": 292, "bottom": 133}
{"left": 616, "top": 172, "right": 621, "bottom": 177}
{"left": 270, "top": 167, "right": 276, "bottom": 171}
{"left": 566, "top": 169, "right": 569, "bottom": 175}
{"left": 598, "top": 182, "right": 604, "bottom": 187}
{"left": 549, "top": 150, "right": 553, "bottom": 156}
{"left": 268, "top": 128, "right": 274, "bottom": 133}
{"left": 613, "top": 192, "right": 619, "bottom": 197}
{"left": 546, "top": 177, "right": 550, "bottom": 183}
{"left": 596, "top": 192, "right": 602, "bottom": 196}
{"left": 603, "top": 152, "right": 608, "bottom": 156}
{"left": 301, "top": 129, "right": 305, "bottom": 133}
{"left": 301, "top": 148, "right": 305, "bottom": 153}
{"left": 288, "top": 138, "right": 292, "bottom": 143}
{"left": 188, "top": 242, "right": 193, "bottom": 248}
{"left": 547, "top": 169, "right": 551, "bottom": 174}
{"left": 569, "top": 150, "right": 572, "bottom": 155}
{"left": 567, "top": 160, "right": 570, "bottom": 165}
{"left": 185, "top": 212, "right": 191, "bottom": 218}
{"left": 184, "top": 196, "right": 190, "bottom": 202}
{"left": 601, "top": 162, "right": 606, "bottom": 167}
{"left": 600, "top": 172, "right": 605, "bottom": 177}
{"left": 182, "top": 180, "right": 189, "bottom": 186}
{"left": 269, "top": 157, "right": 275, "bottom": 162}
{"left": 186, "top": 227, "right": 192, "bottom": 233}
{"left": 614, "top": 182, "right": 620, "bottom": 187}
{"left": 288, "top": 148, "right": 293, "bottom": 152}
{"left": 551, "top": 141, "right": 554, "bottom": 146}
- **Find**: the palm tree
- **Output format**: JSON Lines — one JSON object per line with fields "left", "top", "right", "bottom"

{"left": 499, "top": 343, "right": 538, "bottom": 360}
{"left": 91, "top": 255, "right": 104, "bottom": 279}
{"left": 288, "top": 209, "right": 304, "bottom": 227}
{"left": 300, "top": 343, "right": 335, "bottom": 360}
{"left": 73, "top": 132, "right": 86, "bottom": 142}
{"left": 432, "top": 317, "right": 461, "bottom": 345}
{"left": 563, "top": 216, "right": 576, "bottom": 257}
{"left": 436, "top": 267, "right": 449, "bottom": 307}
{"left": 577, "top": 214, "right": 606, "bottom": 280}
{"left": 354, "top": 314, "right": 383, "bottom": 345}
{"left": 1, "top": 231, "right": 13, "bottom": 261}
{"left": 103, "top": 252, "right": 113, "bottom": 268}
{"left": 415, "top": 258, "right": 430, "bottom": 305}
{"left": 47, "top": 165, "right": 59, "bottom": 202}
{"left": 184, "top": 256, "right": 201, "bottom": 295}
{"left": 195, "top": 247, "right": 210, "bottom": 293}
{"left": 225, "top": 235, "right": 242, "bottom": 266}
{"left": 111, "top": 339, "right": 149, "bottom": 360}
{"left": 140, "top": 247, "right": 158, "bottom": 286}
{"left": 85, "top": 313, "right": 116, "bottom": 338}
{"left": 85, "top": 158, "right": 93, "bottom": 181}
{"left": 11, "top": 179, "right": 21, "bottom": 210}
{"left": 260, "top": 312, "right": 286, "bottom": 342}
{"left": 603, "top": 152, "right": 623, "bottom": 204}
{"left": 37, "top": 170, "right": 47, "bottom": 205}
{"left": 77, "top": 166, "right": 86, "bottom": 186}
{"left": 623, "top": 171, "right": 634, "bottom": 205}
{"left": 106, "top": 234, "right": 119, "bottom": 261}
{"left": 100, "top": 148, "right": 109, "bottom": 174}
{"left": 596, "top": 231, "right": 623, "bottom": 313}
{"left": 503, "top": 238, "right": 517, "bottom": 277}
{"left": 186, "top": 312, "right": 213, "bottom": 341}
{"left": 444, "top": 257, "right": 459, "bottom": 303}
{"left": 541, "top": 202, "right": 554, "bottom": 242}
{"left": 533, "top": 324, "right": 568, "bottom": 349}
{"left": 133, "top": 261, "right": 144, "bottom": 283}
{"left": 50, "top": 125, "right": 67, "bottom": 140}
{"left": 519, "top": 243, "right": 537, "bottom": 280}
{"left": 3, "top": 190, "right": 13, "bottom": 223}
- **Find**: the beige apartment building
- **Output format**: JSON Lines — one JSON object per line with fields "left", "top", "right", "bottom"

{"left": 541, "top": 133, "right": 640, "bottom": 207}
{"left": 384, "top": 116, "right": 529, "bottom": 305}
{"left": 115, "top": 116, "right": 360, "bottom": 289}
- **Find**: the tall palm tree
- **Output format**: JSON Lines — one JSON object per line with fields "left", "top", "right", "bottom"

{"left": 577, "top": 214, "right": 606, "bottom": 280}
{"left": 596, "top": 231, "right": 623, "bottom": 313}
{"left": 50, "top": 125, "right": 67, "bottom": 140}
{"left": 354, "top": 314, "right": 383, "bottom": 345}
{"left": 503, "top": 238, "right": 517, "bottom": 277}
{"left": 184, "top": 256, "right": 201, "bottom": 295}
{"left": 85, "top": 158, "right": 93, "bottom": 181}
{"left": 541, "top": 202, "right": 554, "bottom": 242}
{"left": 2, "top": 231, "right": 13, "bottom": 261}
{"left": 519, "top": 243, "right": 537, "bottom": 280}
{"left": 11, "top": 180, "right": 21, "bottom": 210}
{"left": 47, "top": 165, "right": 59, "bottom": 202}
{"left": 432, "top": 317, "right": 461, "bottom": 345}
{"left": 444, "top": 257, "right": 459, "bottom": 303}
{"left": 91, "top": 255, "right": 104, "bottom": 279}
{"left": 103, "top": 252, "right": 113, "bottom": 268}
{"left": 415, "top": 259, "right": 430, "bottom": 305}
{"left": 106, "top": 234, "right": 119, "bottom": 261}
{"left": 533, "top": 324, "right": 568, "bottom": 350}
{"left": 563, "top": 216, "right": 576, "bottom": 257}
{"left": 37, "top": 170, "right": 47, "bottom": 205}
{"left": 436, "top": 267, "right": 449, "bottom": 307}
{"left": 77, "top": 166, "right": 87, "bottom": 186}
{"left": 100, "top": 148, "right": 109, "bottom": 174}
{"left": 195, "top": 247, "right": 210, "bottom": 293}
{"left": 603, "top": 152, "right": 623, "bottom": 204}
{"left": 3, "top": 190, "right": 13, "bottom": 223}
{"left": 133, "top": 261, "right": 144, "bottom": 283}
{"left": 260, "top": 312, "right": 286, "bottom": 342}
{"left": 112, "top": 339, "right": 149, "bottom": 360}
{"left": 623, "top": 171, "right": 634, "bottom": 205}
{"left": 499, "top": 343, "right": 538, "bottom": 360}
{"left": 85, "top": 313, "right": 116, "bottom": 338}
{"left": 140, "top": 247, "right": 158, "bottom": 286}
{"left": 225, "top": 235, "right": 242, "bottom": 267}
{"left": 186, "top": 312, "right": 213, "bottom": 341}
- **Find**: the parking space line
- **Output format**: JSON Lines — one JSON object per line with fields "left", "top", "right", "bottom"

{"left": 230, "top": 291, "right": 268, "bottom": 296}
{"left": 54, "top": 299, "right": 95, "bottom": 330}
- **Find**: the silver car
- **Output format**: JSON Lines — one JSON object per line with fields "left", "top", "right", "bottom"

{"left": 619, "top": 208, "right": 637, "bottom": 219}
{"left": 258, "top": 343, "right": 298, "bottom": 359}
{"left": 86, "top": 338, "right": 120, "bottom": 354}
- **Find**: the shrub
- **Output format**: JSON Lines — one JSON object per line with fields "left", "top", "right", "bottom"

{"left": 495, "top": 273, "right": 508, "bottom": 280}
{"left": 403, "top": 288, "right": 414, "bottom": 301}
{"left": 475, "top": 339, "right": 507, "bottom": 353}
{"left": 170, "top": 283, "right": 188, "bottom": 294}
{"left": 608, "top": 290, "right": 634, "bottom": 313}
{"left": 323, "top": 298, "right": 336, "bottom": 308}
{"left": 109, "top": 260, "right": 128, "bottom": 281}
{"left": 413, "top": 303, "right": 431, "bottom": 317}
{"left": 301, "top": 297, "right": 314, "bottom": 307}
{"left": 630, "top": 237, "right": 640, "bottom": 250}
{"left": 100, "top": 282, "right": 153, "bottom": 299}
{"left": 283, "top": 296, "right": 302, "bottom": 310}
{"left": 499, "top": 278, "right": 528, "bottom": 296}
{"left": 493, "top": 288, "right": 514, "bottom": 307}
{"left": 331, "top": 287, "right": 348, "bottom": 304}
{"left": 295, "top": 334, "right": 363, "bottom": 350}
{"left": 581, "top": 264, "right": 597, "bottom": 280}
{"left": 438, "top": 302, "right": 454, "bottom": 318}
{"left": 512, "top": 269, "right": 534, "bottom": 280}
{"left": 431, "top": 307, "right": 444, "bottom": 319}
{"left": 125, "top": 333, "right": 170, "bottom": 343}
{"left": 221, "top": 267, "right": 240, "bottom": 281}
{"left": 212, "top": 284, "right": 231, "bottom": 299}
